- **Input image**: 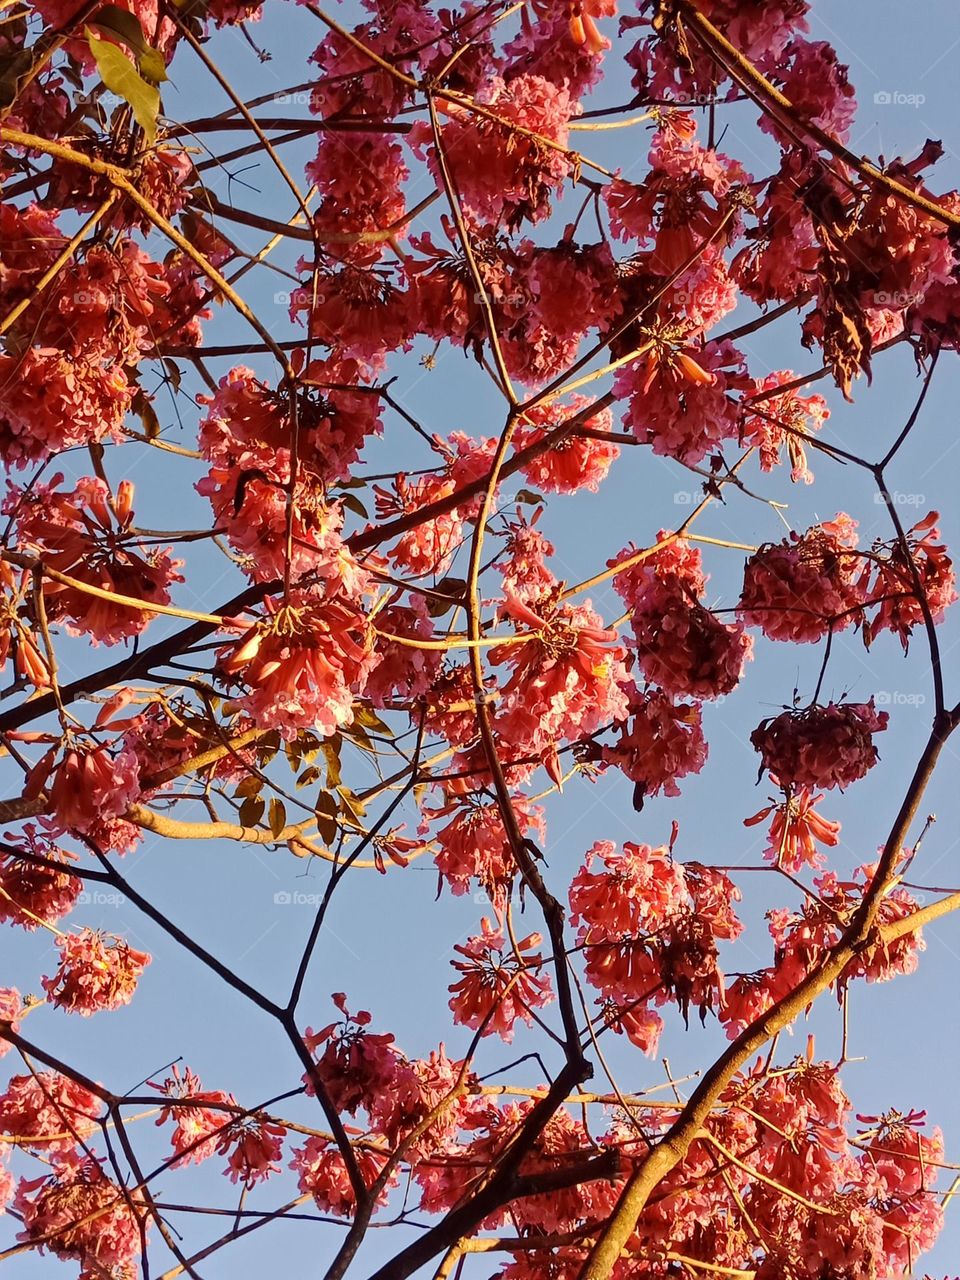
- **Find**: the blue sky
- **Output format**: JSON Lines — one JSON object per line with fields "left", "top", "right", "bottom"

{"left": 5, "top": 2, "right": 960, "bottom": 1276}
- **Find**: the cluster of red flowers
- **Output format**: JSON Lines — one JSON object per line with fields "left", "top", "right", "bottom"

{"left": 751, "top": 699, "right": 889, "bottom": 790}
{"left": 423, "top": 795, "right": 545, "bottom": 900}
{"left": 569, "top": 839, "right": 742, "bottom": 1054}
{"left": 612, "top": 536, "right": 754, "bottom": 698}
{"left": 449, "top": 917, "right": 554, "bottom": 1041}
{"left": 602, "top": 687, "right": 708, "bottom": 804}
{"left": 152, "top": 1065, "right": 285, "bottom": 1187}
{"left": 218, "top": 589, "right": 377, "bottom": 739}
{"left": 738, "top": 514, "right": 863, "bottom": 643}
{"left": 739, "top": 511, "right": 957, "bottom": 648}
{"left": 0, "top": 827, "right": 81, "bottom": 929}
{"left": 41, "top": 931, "right": 151, "bottom": 1016}
{"left": 6, "top": 476, "right": 182, "bottom": 645}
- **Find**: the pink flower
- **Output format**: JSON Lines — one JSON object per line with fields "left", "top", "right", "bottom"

{"left": 605, "top": 113, "right": 748, "bottom": 270}
{"left": 490, "top": 590, "right": 630, "bottom": 757}
{"left": 374, "top": 432, "right": 497, "bottom": 577}
{"left": 864, "top": 511, "right": 957, "bottom": 649}
{"left": 0, "top": 1072, "right": 101, "bottom": 1154}
{"left": 602, "top": 688, "right": 708, "bottom": 803}
{"left": 742, "top": 372, "right": 830, "bottom": 482}
{"left": 449, "top": 918, "right": 553, "bottom": 1041}
{"left": 759, "top": 38, "right": 856, "bottom": 142}
{"left": 14, "top": 1153, "right": 146, "bottom": 1271}
{"left": 0, "top": 989, "right": 23, "bottom": 1057}
{"left": 0, "top": 349, "right": 132, "bottom": 468}
{"left": 0, "top": 826, "right": 81, "bottom": 929}
{"left": 48, "top": 744, "right": 142, "bottom": 853}
{"left": 152, "top": 1065, "right": 237, "bottom": 1167}
{"left": 221, "top": 1115, "right": 286, "bottom": 1187}
{"left": 42, "top": 931, "right": 151, "bottom": 1015}
{"left": 307, "top": 132, "right": 409, "bottom": 267}
{"left": 570, "top": 841, "right": 741, "bottom": 1048}
{"left": 513, "top": 396, "right": 619, "bottom": 493}
{"left": 495, "top": 511, "right": 558, "bottom": 604}
{"left": 291, "top": 1138, "right": 394, "bottom": 1217}
{"left": 614, "top": 338, "right": 749, "bottom": 464}
{"left": 423, "top": 796, "right": 545, "bottom": 899}
{"left": 302, "top": 993, "right": 408, "bottom": 1118}
{"left": 410, "top": 74, "right": 576, "bottom": 229}
{"left": 364, "top": 599, "right": 442, "bottom": 708}
{"left": 744, "top": 786, "right": 841, "bottom": 872}
{"left": 219, "top": 589, "right": 375, "bottom": 740}
{"left": 198, "top": 362, "right": 380, "bottom": 580}
{"left": 738, "top": 514, "right": 864, "bottom": 643}
{"left": 9, "top": 475, "right": 183, "bottom": 645}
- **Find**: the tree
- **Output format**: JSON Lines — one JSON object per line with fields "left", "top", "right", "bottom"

{"left": 1, "top": 0, "right": 959, "bottom": 1276}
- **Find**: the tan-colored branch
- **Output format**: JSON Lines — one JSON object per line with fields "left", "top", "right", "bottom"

{"left": 680, "top": 3, "right": 960, "bottom": 229}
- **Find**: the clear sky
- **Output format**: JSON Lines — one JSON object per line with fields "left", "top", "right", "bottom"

{"left": 5, "top": 2, "right": 960, "bottom": 1276}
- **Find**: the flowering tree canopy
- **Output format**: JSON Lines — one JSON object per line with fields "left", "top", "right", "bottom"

{"left": 3, "top": 1, "right": 960, "bottom": 1278}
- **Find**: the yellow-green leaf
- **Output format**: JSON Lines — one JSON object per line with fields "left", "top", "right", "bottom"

{"left": 85, "top": 30, "right": 160, "bottom": 144}
{"left": 89, "top": 6, "right": 168, "bottom": 82}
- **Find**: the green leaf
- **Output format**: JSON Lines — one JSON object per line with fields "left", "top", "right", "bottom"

{"left": 0, "top": 40, "right": 34, "bottom": 112}
{"left": 234, "top": 775, "right": 262, "bottom": 800}
{"left": 89, "top": 6, "right": 168, "bottom": 82}
{"left": 339, "top": 492, "right": 368, "bottom": 519}
{"left": 85, "top": 30, "right": 160, "bottom": 144}
{"left": 296, "top": 765, "right": 321, "bottom": 790}
{"left": 268, "top": 798, "right": 287, "bottom": 839}
{"left": 426, "top": 576, "right": 466, "bottom": 617}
